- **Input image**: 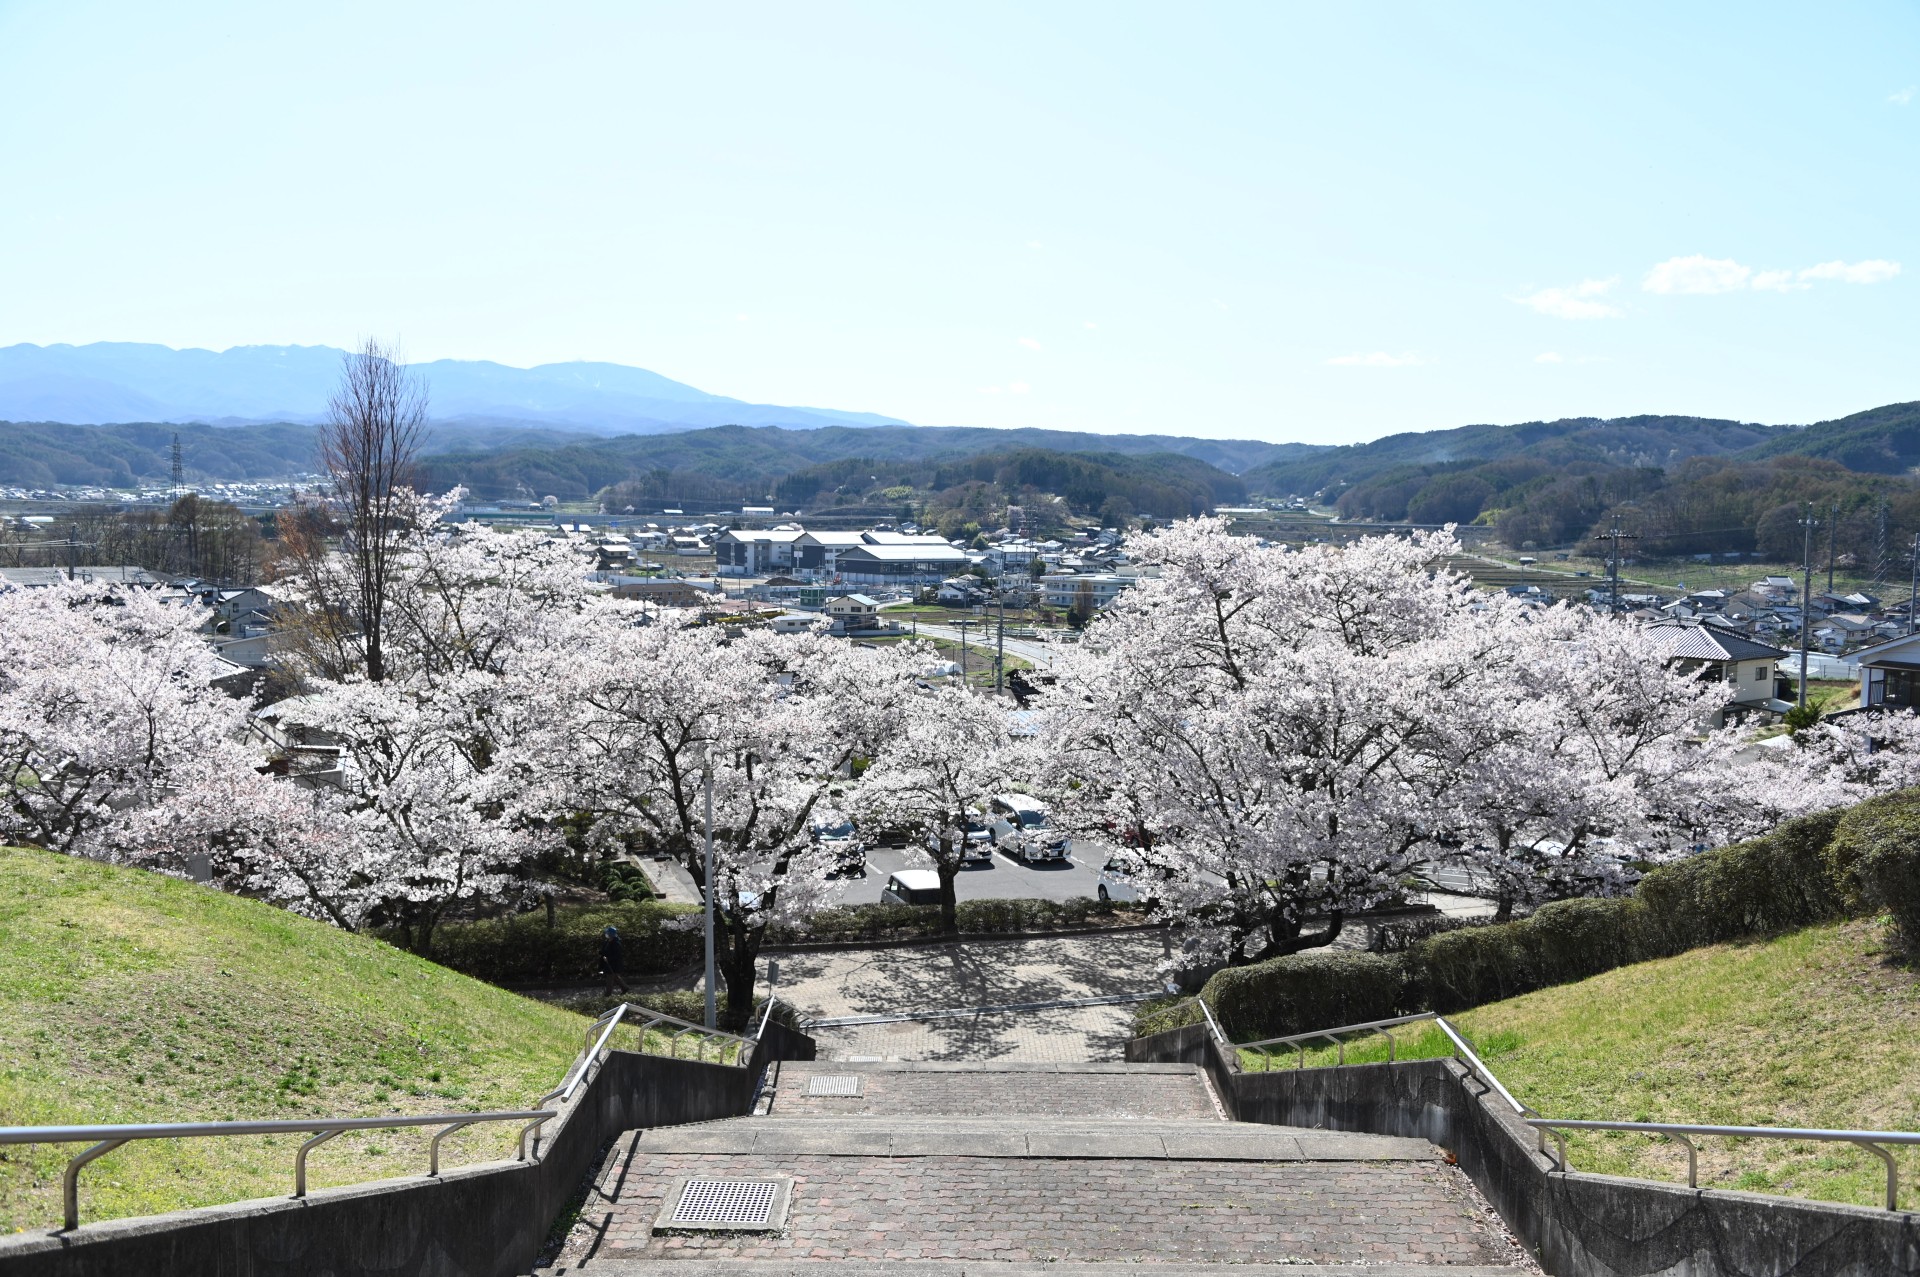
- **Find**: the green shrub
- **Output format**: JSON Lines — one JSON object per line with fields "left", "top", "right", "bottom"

{"left": 1131, "top": 994, "right": 1204, "bottom": 1038}
{"left": 551, "top": 988, "right": 806, "bottom": 1033}
{"left": 1202, "top": 950, "right": 1407, "bottom": 1042}
{"left": 1635, "top": 808, "right": 1847, "bottom": 954}
{"left": 1189, "top": 801, "right": 1879, "bottom": 1043}
{"left": 769, "top": 897, "right": 1125, "bottom": 946}
{"left": 403, "top": 900, "right": 702, "bottom": 984}
{"left": 1825, "top": 790, "right": 1920, "bottom": 958}
{"left": 1414, "top": 896, "right": 1641, "bottom": 1013}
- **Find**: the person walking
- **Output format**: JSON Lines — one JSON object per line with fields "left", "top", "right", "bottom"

{"left": 598, "top": 924, "right": 629, "bottom": 996}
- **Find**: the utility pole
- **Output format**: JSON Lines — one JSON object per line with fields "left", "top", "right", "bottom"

{"left": 994, "top": 592, "right": 1006, "bottom": 693}
{"left": 954, "top": 618, "right": 973, "bottom": 687}
{"left": 1601, "top": 515, "right": 1639, "bottom": 613}
{"left": 1826, "top": 501, "right": 1840, "bottom": 597}
{"left": 66, "top": 523, "right": 78, "bottom": 582}
{"left": 1797, "top": 503, "right": 1819, "bottom": 711}
{"left": 1909, "top": 532, "right": 1919, "bottom": 636}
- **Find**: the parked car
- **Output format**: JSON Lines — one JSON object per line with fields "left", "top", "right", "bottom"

{"left": 811, "top": 811, "right": 865, "bottom": 877}
{"left": 988, "top": 793, "right": 1070, "bottom": 863}
{"left": 880, "top": 869, "right": 943, "bottom": 906}
{"left": 1095, "top": 853, "right": 1173, "bottom": 904}
{"left": 931, "top": 818, "right": 994, "bottom": 864}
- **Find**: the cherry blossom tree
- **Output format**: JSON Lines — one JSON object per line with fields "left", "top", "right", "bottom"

{"left": 0, "top": 583, "right": 256, "bottom": 858}
{"left": 850, "top": 680, "right": 1018, "bottom": 933}
{"left": 266, "top": 512, "right": 593, "bottom": 950}
{"left": 1435, "top": 604, "right": 1731, "bottom": 919}
{"left": 528, "top": 613, "right": 915, "bottom": 1025}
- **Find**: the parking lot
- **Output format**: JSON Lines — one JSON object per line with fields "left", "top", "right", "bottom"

{"left": 823, "top": 839, "right": 1119, "bottom": 906}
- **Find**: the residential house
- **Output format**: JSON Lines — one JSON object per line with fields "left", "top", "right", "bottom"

{"left": 825, "top": 594, "right": 884, "bottom": 632}
{"left": 1850, "top": 631, "right": 1920, "bottom": 710}
{"left": 1639, "top": 618, "right": 1788, "bottom": 726}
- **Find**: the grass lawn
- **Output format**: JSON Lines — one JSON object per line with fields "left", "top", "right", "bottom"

{"left": 0, "top": 846, "right": 605, "bottom": 1233}
{"left": 1242, "top": 919, "right": 1920, "bottom": 1210}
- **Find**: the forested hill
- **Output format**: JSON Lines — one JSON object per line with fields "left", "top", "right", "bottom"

{"left": 410, "top": 423, "right": 1301, "bottom": 498}
{"left": 1740, "top": 401, "right": 1920, "bottom": 474}
{"left": 1242, "top": 400, "right": 1920, "bottom": 563}
{"left": 1241, "top": 413, "right": 1782, "bottom": 497}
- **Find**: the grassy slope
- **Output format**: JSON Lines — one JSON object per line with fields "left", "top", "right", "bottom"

{"left": 0, "top": 846, "right": 591, "bottom": 1233}
{"left": 1255, "top": 920, "right": 1920, "bottom": 1210}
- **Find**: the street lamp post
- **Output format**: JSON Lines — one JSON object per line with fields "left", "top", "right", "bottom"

{"left": 698, "top": 745, "right": 718, "bottom": 1029}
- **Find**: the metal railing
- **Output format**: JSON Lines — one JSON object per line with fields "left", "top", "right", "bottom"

{"left": 0, "top": 1109, "right": 554, "bottom": 1231}
{"left": 1215, "top": 1007, "right": 1920, "bottom": 1212}
{"left": 6, "top": 990, "right": 793, "bottom": 1233}
{"left": 1528, "top": 1119, "right": 1919, "bottom": 1212}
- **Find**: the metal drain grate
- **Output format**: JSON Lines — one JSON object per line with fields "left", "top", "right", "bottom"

{"left": 806, "top": 1074, "right": 864, "bottom": 1097}
{"left": 673, "top": 1180, "right": 780, "bottom": 1226}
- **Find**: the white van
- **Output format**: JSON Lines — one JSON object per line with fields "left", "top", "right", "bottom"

{"left": 881, "top": 869, "right": 944, "bottom": 906}
{"left": 988, "top": 793, "right": 1071, "bottom": 863}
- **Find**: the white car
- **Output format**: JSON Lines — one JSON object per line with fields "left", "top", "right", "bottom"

{"left": 1096, "top": 855, "right": 1145, "bottom": 903}
{"left": 927, "top": 821, "right": 993, "bottom": 864}
{"left": 881, "top": 869, "right": 944, "bottom": 906}
{"left": 989, "top": 793, "right": 1071, "bottom": 863}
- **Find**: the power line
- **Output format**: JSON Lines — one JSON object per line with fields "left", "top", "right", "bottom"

{"left": 1600, "top": 515, "right": 1639, "bottom": 614}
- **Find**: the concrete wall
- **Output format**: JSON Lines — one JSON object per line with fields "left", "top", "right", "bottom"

{"left": 1129, "top": 1023, "right": 1920, "bottom": 1277}
{"left": 0, "top": 1029, "right": 811, "bottom": 1277}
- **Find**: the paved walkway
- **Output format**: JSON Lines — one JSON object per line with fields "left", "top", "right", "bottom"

{"left": 770, "top": 929, "right": 1170, "bottom": 1063}
{"left": 540, "top": 1061, "right": 1534, "bottom": 1274}
{"left": 764, "top": 1061, "right": 1220, "bottom": 1121}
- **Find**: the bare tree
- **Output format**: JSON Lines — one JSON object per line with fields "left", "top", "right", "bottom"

{"left": 319, "top": 339, "right": 426, "bottom": 683}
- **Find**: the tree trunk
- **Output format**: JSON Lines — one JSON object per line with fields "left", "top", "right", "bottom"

{"left": 1252, "top": 909, "right": 1345, "bottom": 961}
{"left": 719, "top": 940, "right": 757, "bottom": 1032}
{"left": 936, "top": 840, "right": 960, "bottom": 936}
{"left": 1493, "top": 893, "right": 1515, "bottom": 923}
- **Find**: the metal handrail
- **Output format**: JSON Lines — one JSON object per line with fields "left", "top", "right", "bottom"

{"left": 1529, "top": 1119, "right": 1918, "bottom": 1211}
{"left": 753, "top": 994, "right": 782, "bottom": 1042}
{"left": 1218, "top": 1009, "right": 1919, "bottom": 1212}
{"left": 0, "top": 1110, "right": 553, "bottom": 1231}
{"left": 1191, "top": 995, "right": 1230, "bottom": 1047}
{"left": 1242, "top": 1011, "right": 1441, "bottom": 1070}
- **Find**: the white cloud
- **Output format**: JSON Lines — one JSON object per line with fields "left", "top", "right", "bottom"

{"left": 1016, "top": 336, "right": 1043, "bottom": 351}
{"left": 1643, "top": 255, "right": 1752, "bottom": 294}
{"left": 1534, "top": 352, "right": 1564, "bottom": 364}
{"left": 1510, "top": 277, "right": 1621, "bottom": 319}
{"left": 1892, "top": 86, "right": 1916, "bottom": 106}
{"left": 1325, "top": 351, "right": 1431, "bottom": 367}
{"left": 1798, "top": 259, "right": 1902, "bottom": 285}
{"left": 1750, "top": 270, "right": 1806, "bottom": 292}
{"left": 1007, "top": 380, "right": 1031, "bottom": 394}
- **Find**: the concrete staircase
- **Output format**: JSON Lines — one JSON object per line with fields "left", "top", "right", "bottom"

{"left": 538, "top": 1059, "right": 1535, "bottom": 1274}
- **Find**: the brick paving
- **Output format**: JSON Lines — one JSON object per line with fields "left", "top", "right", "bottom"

{"left": 768, "top": 930, "right": 1173, "bottom": 1023}
{"left": 767, "top": 1063, "right": 1220, "bottom": 1121}
{"left": 810, "top": 1003, "right": 1140, "bottom": 1063}
{"left": 557, "top": 1147, "right": 1523, "bottom": 1267}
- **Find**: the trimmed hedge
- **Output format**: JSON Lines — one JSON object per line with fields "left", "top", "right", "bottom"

{"left": 1185, "top": 805, "right": 1872, "bottom": 1042}
{"left": 770, "top": 896, "right": 1126, "bottom": 946}
{"left": 1826, "top": 790, "right": 1920, "bottom": 958}
{"left": 399, "top": 900, "right": 703, "bottom": 984}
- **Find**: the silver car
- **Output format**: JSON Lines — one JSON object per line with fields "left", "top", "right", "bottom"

{"left": 989, "top": 793, "right": 1071, "bottom": 863}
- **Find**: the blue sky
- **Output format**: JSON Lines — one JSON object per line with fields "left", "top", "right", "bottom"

{"left": 1, "top": 2, "right": 1915, "bottom": 444}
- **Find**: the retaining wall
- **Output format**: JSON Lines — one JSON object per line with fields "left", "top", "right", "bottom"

{"left": 0, "top": 1028, "right": 813, "bottom": 1277}
{"left": 1128, "top": 1022, "right": 1920, "bottom": 1277}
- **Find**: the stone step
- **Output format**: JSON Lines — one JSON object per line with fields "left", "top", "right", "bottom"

{"left": 765, "top": 1060, "right": 1223, "bottom": 1122}
{"left": 635, "top": 1116, "right": 1434, "bottom": 1162}
{"left": 546, "top": 1263, "right": 1533, "bottom": 1276}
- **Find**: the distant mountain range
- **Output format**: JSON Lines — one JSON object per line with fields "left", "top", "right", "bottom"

{"left": 0, "top": 342, "right": 912, "bottom": 434}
